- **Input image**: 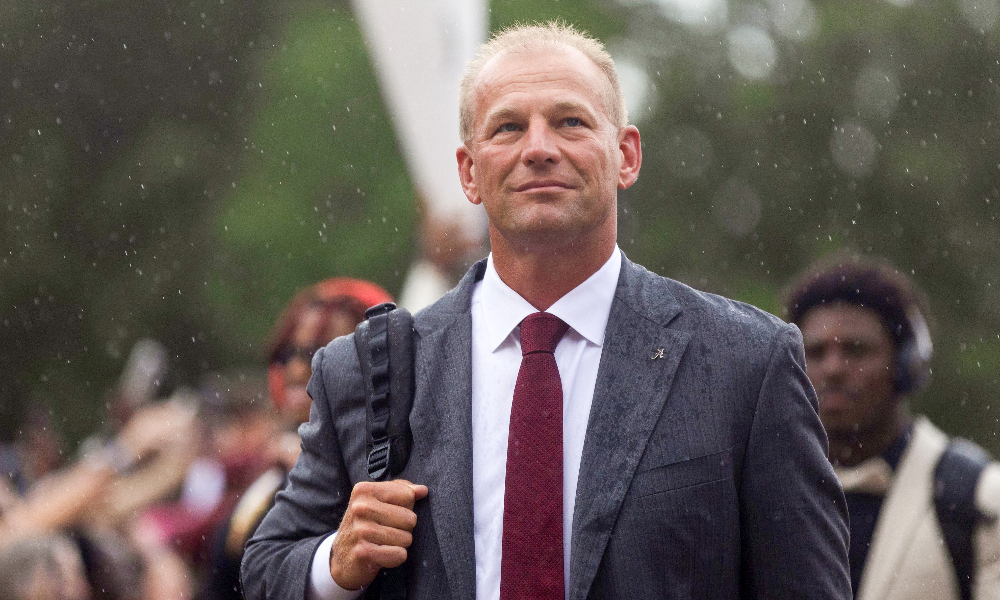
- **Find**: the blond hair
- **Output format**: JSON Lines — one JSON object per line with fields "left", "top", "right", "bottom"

{"left": 458, "top": 21, "right": 628, "bottom": 143}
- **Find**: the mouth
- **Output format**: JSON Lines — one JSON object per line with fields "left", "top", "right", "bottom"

{"left": 514, "top": 180, "right": 572, "bottom": 193}
{"left": 817, "top": 387, "right": 856, "bottom": 412}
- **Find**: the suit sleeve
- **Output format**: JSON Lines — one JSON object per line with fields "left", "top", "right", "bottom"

{"left": 241, "top": 335, "right": 366, "bottom": 600}
{"left": 740, "top": 324, "right": 852, "bottom": 599}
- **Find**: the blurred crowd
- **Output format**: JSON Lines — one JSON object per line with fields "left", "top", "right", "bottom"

{"left": 0, "top": 277, "right": 395, "bottom": 600}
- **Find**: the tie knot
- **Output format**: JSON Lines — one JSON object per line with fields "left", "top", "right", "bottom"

{"left": 519, "top": 312, "right": 569, "bottom": 355}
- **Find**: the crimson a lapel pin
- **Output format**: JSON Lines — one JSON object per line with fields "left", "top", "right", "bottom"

{"left": 650, "top": 348, "right": 665, "bottom": 360}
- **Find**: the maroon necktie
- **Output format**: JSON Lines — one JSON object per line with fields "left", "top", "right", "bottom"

{"left": 500, "top": 312, "right": 569, "bottom": 600}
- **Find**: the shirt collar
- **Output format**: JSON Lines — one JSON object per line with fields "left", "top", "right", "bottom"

{"left": 479, "top": 246, "right": 622, "bottom": 352}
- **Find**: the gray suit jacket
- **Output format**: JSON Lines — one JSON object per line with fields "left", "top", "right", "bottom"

{"left": 242, "top": 255, "right": 851, "bottom": 600}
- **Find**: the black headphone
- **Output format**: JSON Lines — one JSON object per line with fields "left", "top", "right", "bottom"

{"left": 893, "top": 307, "right": 933, "bottom": 396}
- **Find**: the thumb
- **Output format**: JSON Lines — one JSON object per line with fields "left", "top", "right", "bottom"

{"left": 394, "top": 479, "right": 429, "bottom": 501}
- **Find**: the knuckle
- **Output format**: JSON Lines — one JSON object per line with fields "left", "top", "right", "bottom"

{"left": 353, "top": 541, "right": 377, "bottom": 564}
{"left": 351, "top": 481, "right": 375, "bottom": 499}
{"left": 351, "top": 499, "right": 375, "bottom": 520}
{"left": 354, "top": 521, "right": 377, "bottom": 539}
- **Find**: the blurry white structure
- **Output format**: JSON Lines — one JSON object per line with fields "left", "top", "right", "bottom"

{"left": 653, "top": 0, "right": 729, "bottom": 31}
{"left": 726, "top": 25, "right": 777, "bottom": 80}
{"left": 612, "top": 54, "right": 655, "bottom": 124}
{"left": 351, "top": 0, "right": 489, "bottom": 311}
{"left": 767, "top": 0, "right": 818, "bottom": 41}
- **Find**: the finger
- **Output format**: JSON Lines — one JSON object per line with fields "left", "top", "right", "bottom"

{"left": 350, "top": 520, "right": 415, "bottom": 549}
{"left": 401, "top": 481, "right": 429, "bottom": 501}
{"left": 353, "top": 480, "right": 421, "bottom": 509}
{"left": 383, "top": 479, "right": 428, "bottom": 506}
{"left": 349, "top": 497, "right": 419, "bottom": 532}
{"left": 354, "top": 541, "right": 409, "bottom": 570}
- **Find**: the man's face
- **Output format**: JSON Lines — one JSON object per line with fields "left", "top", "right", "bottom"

{"left": 456, "top": 46, "right": 640, "bottom": 252}
{"left": 799, "top": 303, "right": 897, "bottom": 438}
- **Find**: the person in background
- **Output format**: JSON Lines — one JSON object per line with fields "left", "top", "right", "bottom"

{"left": 784, "top": 251, "right": 1000, "bottom": 600}
{"left": 201, "top": 278, "right": 392, "bottom": 600}
{"left": 138, "top": 373, "right": 274, "bottom": 574}
{"left": 0, "top": 533, "right": 91, "bottom": 600}
{"left": 0, "top": 389, "right": 199, "bottom": 600}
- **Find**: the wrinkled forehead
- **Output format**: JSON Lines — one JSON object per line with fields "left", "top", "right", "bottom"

{"left": 474, "top": 44, "right": 613, "bottom": 113}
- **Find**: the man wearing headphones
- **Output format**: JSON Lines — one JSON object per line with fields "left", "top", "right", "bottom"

{"left": 783, "top": 252, "right": 1000, "bottom": 600}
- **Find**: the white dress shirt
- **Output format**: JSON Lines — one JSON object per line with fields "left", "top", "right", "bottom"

{"left": 309, "top": 247, "right": 621, "bottom": 600}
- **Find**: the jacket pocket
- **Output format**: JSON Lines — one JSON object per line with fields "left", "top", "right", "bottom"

{"left": 630, "top": 448, "right": 732, "bottom": 498}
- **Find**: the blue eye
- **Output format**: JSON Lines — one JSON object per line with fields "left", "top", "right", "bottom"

{"left": 564, "top": 117, "right": 583, "bottom": 127}
{"left": 497, "top": 123, "right": 520, "bottom": 133}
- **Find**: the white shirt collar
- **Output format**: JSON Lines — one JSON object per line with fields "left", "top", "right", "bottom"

{"left": 479, "top": 246, "right": 622, "bottom": 352}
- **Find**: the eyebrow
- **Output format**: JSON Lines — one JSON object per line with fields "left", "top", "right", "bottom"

{"left": 550, "top": 100, "right": 598, "bottom": 117}
{"left": 481, "top": 106, "right": 522, "bottom": 127}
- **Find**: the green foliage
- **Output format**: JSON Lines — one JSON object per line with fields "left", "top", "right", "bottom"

{"left": 214, "top": 4, "right": 416, "bottom": 351}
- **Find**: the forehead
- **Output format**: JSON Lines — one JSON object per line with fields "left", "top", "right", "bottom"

{"left": 799, "top": 303, "right": 892, "bottom": 344}
{"left": 473, "top": 45, "right": 611, "bottom": 121}
{"left": 291, "top": 307, "right": 324, "bottom": 344}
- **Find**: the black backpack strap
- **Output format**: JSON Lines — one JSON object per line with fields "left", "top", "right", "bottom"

{"left": 353, "top": 302, "right": 415, "bottom": 600}
{"left": 354, "top": 302, "right": 416, "bottom": 481}
{"left": 933, "top": 438, "right": 991, "bottom": 600}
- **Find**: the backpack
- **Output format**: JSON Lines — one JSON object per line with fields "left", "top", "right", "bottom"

{"left": 354, "top": 302, "right": 416, "bottom": 600}
{"left": 933, "top": 438, "right": 993, "bottom": 600}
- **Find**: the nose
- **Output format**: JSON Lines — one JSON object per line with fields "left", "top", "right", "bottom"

{"left": 815, "top": 347, "right": 850, "bottom": 381}
{"left": 521, "top": 117, "right": 560, "bottom": 166}
{"left": 284, "top": 356, "right": 312, "bottom": 387}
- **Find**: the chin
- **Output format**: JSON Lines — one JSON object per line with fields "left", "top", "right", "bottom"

{"left": 820, "top": 413, "right": 862, "bottom": 435}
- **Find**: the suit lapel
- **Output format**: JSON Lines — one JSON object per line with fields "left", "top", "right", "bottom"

{"left": 568, "top": 259, "right": 690, "bottom": 600}
{"left": 857, "top": 417, "right": 948, "bottom": 600}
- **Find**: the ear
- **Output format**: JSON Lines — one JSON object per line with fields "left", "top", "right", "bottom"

{"left": 617, "top": 125, "right": 642, "bottom": 190}
{"left": 456, "top": 144, "right": 481, "bottom": 205}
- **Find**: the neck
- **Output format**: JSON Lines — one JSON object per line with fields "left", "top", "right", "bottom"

{"left": 828, "top": 406, "right": 912, "bottom": 468}
{"left": 489, "top": 229, "right": 616, "bottom": 311}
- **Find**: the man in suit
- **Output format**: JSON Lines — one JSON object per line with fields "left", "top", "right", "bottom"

{"left": 242, "top": 22, "right": 851, "bottom": 600}
{"left": 783, "top": 252, "right": 1000, "bottom": 600}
